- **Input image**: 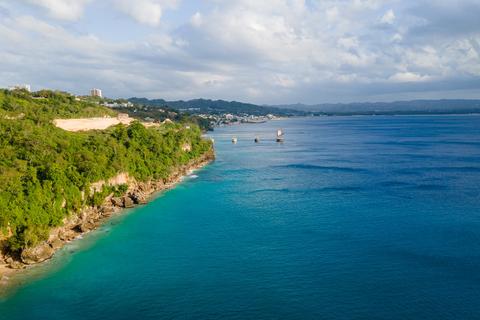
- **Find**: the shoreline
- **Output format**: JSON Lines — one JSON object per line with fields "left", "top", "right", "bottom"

{"left": 0, "top": 150, "right": 215, "bottom": 291}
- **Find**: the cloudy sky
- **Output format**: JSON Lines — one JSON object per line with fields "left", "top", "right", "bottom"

{"left": 1, "top": 0, "right": 479, "bottom": 104}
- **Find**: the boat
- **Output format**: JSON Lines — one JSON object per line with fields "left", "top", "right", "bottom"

{"left": 254, "top": 136, "right": 259, "bottom": 143}
{"left": 276, "top": 129, "right": 284, "bottom": 142}
{"left": 232, "top": 137, "right": 237, "bottom": 144}
{"left": 243, "top": 119, "right": 267, "bottom": 124}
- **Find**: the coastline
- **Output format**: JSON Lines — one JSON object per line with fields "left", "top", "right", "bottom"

{"left": 0, "top": 150, "right": 215, "bottom": 291}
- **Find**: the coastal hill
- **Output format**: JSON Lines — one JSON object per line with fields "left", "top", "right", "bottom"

{"left": 0, "top": 89, "right": 213, "bottom": 268}
{"left": 273, "top": 100, "right": 480, "bottom": 115}
{"left": 128, "top": 97, "right": 305, "bottom": 116}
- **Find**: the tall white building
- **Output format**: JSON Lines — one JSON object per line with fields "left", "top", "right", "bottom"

{"left": 9, "top": 84, "right": 31, "bottom": 92}
{"left": 90, "top": 88, "right": 102, "bottom": 98}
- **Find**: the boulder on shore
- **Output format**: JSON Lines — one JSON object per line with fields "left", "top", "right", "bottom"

{"left": 79, "top": 221, "right": 96, "bottom": 233}
{"left": 100, "top": 205, "right": 115, "bottom": 216}
{"left": 49, "top": 238, "right": 64, "bottom": 250}
{"left": 130, "top": 190, "right": 147, "bottom": 204}
{"left": 21, "top": 243, "right": 55, "bottom": 264}
{"left": 123, "top": 196, "right": 135, "bottom": 208}
{"left": 58, "top": 229, "right": 79, "bottom": 241}
{"left": 7, "top": 259, "right": 25, "bottom": 269}
{"left": 111, "top": 197, "right": 124, "bottom": 207}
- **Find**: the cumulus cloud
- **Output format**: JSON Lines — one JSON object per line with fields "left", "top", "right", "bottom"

{"left": 113, "top": 0, "right": 178, "bottom": 26}
{"left": 389, "top": 72, "right": 432, "bottom": 83}
{"left": 380, "top": 9, "right": 395, "bottom": 24}
{"left": 23, "top": 0, "right": 91, "bottom": 20}
{"left": 190, "top": 12, "right": 203, "bottom": 27}
{"left": 1, "top": 0, "right": 480, "bottom": 103}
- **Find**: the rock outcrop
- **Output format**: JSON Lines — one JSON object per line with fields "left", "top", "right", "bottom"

{"left": 21, "top": 243, "right": 55, "bottom": 264}
{"left": 122, "top": 196, "right": 135, "bottom": 208}
{"left": 130, "top": 190, "right": 148, "bottom": 204}
{"left": 6, "top": 257, "right": 24, "bottom": 269}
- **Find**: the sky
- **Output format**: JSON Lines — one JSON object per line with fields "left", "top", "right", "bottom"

{"left": 0, "top": 0, "right": 479, "bottom": 104}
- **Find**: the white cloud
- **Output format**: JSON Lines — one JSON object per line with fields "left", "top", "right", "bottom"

{"left": 392, "top": 33, "right": 403, "bottom": 42}
{"left": 326, "top": 6, "right": 339, "bottom": 22}
{"left": 190, "top": 12, "right": 203, "bottom": 27}
{"left": 113, "top": 0, "right": 177, "bottom": 26}
{"left": 24, "top": 0, "right": 91, "bottom": 20}
{"left": 389, "top": 72, "right": 431, "bottom": 82}
{"left": 2, "top": 0, "right": 480, "bottom": 103}
{"left": 338, "top": 36, "right": 359, "bottom": 49}
{"left": 380, "top": 9, "right": 395, "bottom": 24}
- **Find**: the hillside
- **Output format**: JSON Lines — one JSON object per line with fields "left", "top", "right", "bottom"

{"left": 128, "top": 97, "right": 305, "bottom": 116}
{"left": 0, "top": 89, "right": 213, "bottom": 255}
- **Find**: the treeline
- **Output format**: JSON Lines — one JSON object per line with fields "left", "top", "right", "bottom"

{"left": 0, "top": 89, "right": 212, "bottom": 251}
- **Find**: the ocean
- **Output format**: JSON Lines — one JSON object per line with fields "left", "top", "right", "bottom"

{"left": 1, "top": 116, "right": 480, "bottom": 319}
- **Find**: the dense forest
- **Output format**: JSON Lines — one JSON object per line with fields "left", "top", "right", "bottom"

{"left": 0, "top": 89, "right": 213, "bottom": 252}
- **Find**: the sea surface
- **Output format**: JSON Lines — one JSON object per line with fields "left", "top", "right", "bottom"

{"left": 1, "top": 116, "right": 480, "bottom": 319}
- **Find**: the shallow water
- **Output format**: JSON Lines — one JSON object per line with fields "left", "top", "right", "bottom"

{"left": 1, "top": 116, "right": 480, "bottom": 319}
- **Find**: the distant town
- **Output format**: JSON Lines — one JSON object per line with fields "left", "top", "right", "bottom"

{"left": 5, "top": 85, "right": 282, "bottom": 131}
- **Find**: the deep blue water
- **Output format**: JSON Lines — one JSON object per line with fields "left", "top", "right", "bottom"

{"left": 1, "top": 116, "right": 480, "bottom": 319}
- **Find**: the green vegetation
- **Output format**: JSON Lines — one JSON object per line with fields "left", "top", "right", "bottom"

{"left": 0, "top": 89, "right": 212, "bottom": 252}
{"left": 113, "top": 105, "right": 214, "bottom": 131}
{"left": 128, "top": 97, "right": 307, "bottom": 116}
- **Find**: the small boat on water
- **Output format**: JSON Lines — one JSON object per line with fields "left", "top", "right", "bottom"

{"left": 232, "top": 137, "right": 237, "bottom": 144}
{"left": 276, "top": 129, "right": 284, "bottom": 142}
{"left": 254, "top": 136, "right": 259, "bottom": 143}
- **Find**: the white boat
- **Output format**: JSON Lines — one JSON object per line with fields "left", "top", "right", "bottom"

{"left": 276, "top": 129, "right": 284, "bottom": 142}
{"left": 232, "top": 137, "right": 237, "bottom": 144}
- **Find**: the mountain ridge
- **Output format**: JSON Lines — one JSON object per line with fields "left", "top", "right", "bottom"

{"left": 272, "top": 99, "right": 480, "bottom": 115}
{"left": 129, "top": 97, "right": 480, "bottom": 116}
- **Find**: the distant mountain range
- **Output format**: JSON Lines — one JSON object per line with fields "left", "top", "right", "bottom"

{"left": 128, "top": 97, "right": 305, "bottom": 116}
{"left": 129, "top": 97, "right": 480, "bottom": 116}
{"left": 273, "top": 100, "right": 480, "bottom": 115}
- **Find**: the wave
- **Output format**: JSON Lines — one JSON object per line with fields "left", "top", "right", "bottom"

{"left": 249, "top": 188, "right": 291, "bottom": 194}
{"left": 314, "top": 186, "right": 364, "bottom": 192}
{"left": 275, "top": 163, "right": 369, "bottom": 173}
{"left": 249, "top": 185, "right": 364, "bottom": 194}
{"left": 396, "top": 166, "right": 480, "bottom": 175}
{"left": 378, "top": 180, "right": 447, "bottom": 191}
{"left": 415, "top": 184, "right": 448, "bottom": 191}
{"left": 378, "top": 181, "right": 414, "bottom": 187}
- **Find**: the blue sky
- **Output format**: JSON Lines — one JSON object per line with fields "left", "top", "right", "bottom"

{"left": 1, "top": 0, "right": 479, "bottom": 104}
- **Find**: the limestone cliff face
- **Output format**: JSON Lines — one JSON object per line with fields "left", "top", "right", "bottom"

{"left": 90, "top": 172, "right": 132, "bottom": 194}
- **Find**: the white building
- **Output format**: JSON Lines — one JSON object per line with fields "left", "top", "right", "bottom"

{"left": 90, "top": 88, "right": 102, "bottom": 98}
{"left": 9, "top": 84, "right": 31, "bottom": 92}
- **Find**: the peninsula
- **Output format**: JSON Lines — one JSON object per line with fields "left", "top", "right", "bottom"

{"left": 0, "top": 89, "right": 214, "bottom": 286}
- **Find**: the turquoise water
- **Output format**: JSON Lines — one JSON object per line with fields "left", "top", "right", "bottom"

{"left": 1, "top": 116, "right": 480, "bottom": 319}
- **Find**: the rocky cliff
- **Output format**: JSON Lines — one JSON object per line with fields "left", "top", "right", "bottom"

{"left": 0, "top": 149, "right": 214, "bottom": 273}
